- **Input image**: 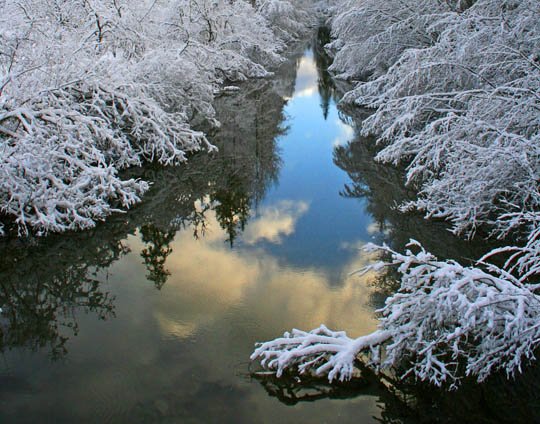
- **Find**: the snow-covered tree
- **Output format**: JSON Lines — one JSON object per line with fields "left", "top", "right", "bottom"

{"left": 336, "top": 0, "right": 540, "bottom": 284}
{"left": 326, "top": 0, "right": 473, "bottom": 81}
{"left": 332, "top": 0, "right": 540, "bottom": 236}
{"left": 0, "top": 0, "right": 310, "bottom": 236}
{"left": 252, "top": 241, "right": 540, "bottom": 387}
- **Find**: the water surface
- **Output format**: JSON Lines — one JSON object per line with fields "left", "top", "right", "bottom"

{"left": 0, "top": 38, "right": 386, "bottom": 423}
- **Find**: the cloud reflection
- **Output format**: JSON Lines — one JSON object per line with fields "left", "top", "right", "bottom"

{"left": 292, "top": 55, "right": 318, "bottom": 99}
{"left": 152, "top": 208, "right": 380, "bottom": 342}
{"left": 243, "top": 200, "right": 309, "bottom": 245}
{"left": 332, "top": 119, "right": 354, "bottom": 147}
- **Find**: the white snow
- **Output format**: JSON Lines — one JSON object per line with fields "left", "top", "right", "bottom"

{"left": 252, "top": 241, "right": 540, "bottom": 387}
{"left": 0, "top": 0, "right": 312, "bottom": 235}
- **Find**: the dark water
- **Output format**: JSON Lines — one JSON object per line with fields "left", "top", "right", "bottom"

{"left": 0, "top": 31, "right": 539, "bottom": 423}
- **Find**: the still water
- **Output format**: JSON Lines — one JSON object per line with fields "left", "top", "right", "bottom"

{"left": 0, "top": 32, "right": 538, "bottom": 423}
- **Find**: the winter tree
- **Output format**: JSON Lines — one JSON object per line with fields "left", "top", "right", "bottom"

{"left": 0, "top": 0, "right": 311, "bottom": 236}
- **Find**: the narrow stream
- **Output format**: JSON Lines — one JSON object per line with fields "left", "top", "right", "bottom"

{"left": 0, "top": 33, "right": 538, "bottom": 423}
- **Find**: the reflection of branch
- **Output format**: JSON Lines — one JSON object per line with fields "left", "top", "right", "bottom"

{"left": 252, "top": 370, "right": 375, "bottom": 406}
{"left": 252, "top": 354, "right": 540, "bottom": 424}
{"left": 251, "top": 362, "right": 430, "bottom": 424}
{"left": 212, "top": 173, "right": 251, "bottom": 248}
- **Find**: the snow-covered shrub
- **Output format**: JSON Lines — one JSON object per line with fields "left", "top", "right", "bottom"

{"left": 252, "top": 241, "right": 540, "bottom": 387}
{"left": 338, "top": 0, "right": 540, "bottom": 238}
{"left": 329, "top": 0, "right": 540, "bottom": 254}
{"left": 0, "top": 0, "right": 310, "bottom": 235}
{"left": 327, "top": 0, "right": 473, "bottom": 81}
{"left": 257, "top": 0, "right": 313, "bottom": 43}
{"left": 339, "top": 0, "right": 540, "bottom": 287}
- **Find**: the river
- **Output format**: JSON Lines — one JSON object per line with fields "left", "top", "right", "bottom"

{"left": 0, "top": 30, "right": 538, "bottom": 423}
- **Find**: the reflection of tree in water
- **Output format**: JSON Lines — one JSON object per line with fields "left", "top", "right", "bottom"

{"left": 333, "top": 136, "right": 502, "bottom": 262}
{"left": 212, "top": 173, "right": 251, "bottom": 247}
{"left": 0, "top": 235, "right": 119, "bottom": 359}
{"left": 140, "top": 225, "right": 176, "bottom": 289}
{"left": 0, "top": 47, "right": 299, "bottom": 359}
{"left": 193, "top": 55, "right": 296, "bottom": 246}
{"left": 253, "top": 368, "right": 377, "bottom": 406}
{"left": 312, "top": 26, "right": 338, "bottom": 120}
{"left": 253, "top": 361, "right": 540, "bottom": 423}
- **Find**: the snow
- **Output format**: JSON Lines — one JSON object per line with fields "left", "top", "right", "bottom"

{"left": 252, "top": 241, "right": 540, "bottom": 387}
{"left": 0, "top": 0, "right": 312, "bottom": 235}
{"left": 331, "top": 0, "right": 540, "bottom": 240}
{"left": 330, "top": 0, "right": 540, "bottom": 294}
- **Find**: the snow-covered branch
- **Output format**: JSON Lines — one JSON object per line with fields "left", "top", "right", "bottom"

{"left": 252, "top": 241, "right": 540, "bottom": 387}
{"left": 332, "top": 0, "right": 540, "bottom": 238}
{"left": 0, "top": 0, "right": 311, "bottom": 235}
{"left": 252, "top": 325, "right": 391, "bottom": 382}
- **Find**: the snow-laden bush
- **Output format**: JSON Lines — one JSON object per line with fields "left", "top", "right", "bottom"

{"left": 327, "top": 0, "right": 455, "bottom": 81}
{"left": 337, "top": 0, "right": 540, "bottom": 286}
{"left": 257, "top": 0, "right": 313, "bottom": 42}
{"left": 0, "top": 0, "right": 309, "bottom": 235}
{"left": 327, "top": 0, "right": 479, "bottom": 80}
{"left": 252, "top": 241, "right": 540, "bottom": 387}
{"left": 336, "top": 0, "right": 540, "bottom": 237}
{"left": 328, "top": 0, "right": 540, "bottom": 259}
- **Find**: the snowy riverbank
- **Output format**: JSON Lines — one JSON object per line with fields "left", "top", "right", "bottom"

{"left": 0, "top": 0, "right": 312, "bottom": 236}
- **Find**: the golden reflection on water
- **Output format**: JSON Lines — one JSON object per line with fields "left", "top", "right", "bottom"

{"left": 142, "top": 203, "right": 381, "bottom": 344}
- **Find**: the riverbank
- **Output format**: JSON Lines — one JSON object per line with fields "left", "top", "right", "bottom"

{"left": 0, "top": 0, "right": 313, "bottom": 237}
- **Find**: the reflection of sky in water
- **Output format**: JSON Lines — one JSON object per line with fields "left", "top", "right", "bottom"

{"left": 245, "top": 50, "right": 372, "bottom": 272}
{"left": 242, "top": 200, "right": 310, "bottom": 245}
{"left": 0, "top": 50, "right": 383, "bottom": 423}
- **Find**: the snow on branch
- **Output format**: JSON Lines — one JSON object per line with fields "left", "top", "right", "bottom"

{"left": 251, "top": 325, "right": 391, "bottom": 382}
{"left": 0, "top": 0, "right": 311, "bottom": 235}
{"left": 252, "top": 241, "right": 540, "bottom": 387}
{"left": 483, "top": 210, "right": 540, "bottom": 284}
{"left": 332, "top": 0, "right": 540, "bottom": 238}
